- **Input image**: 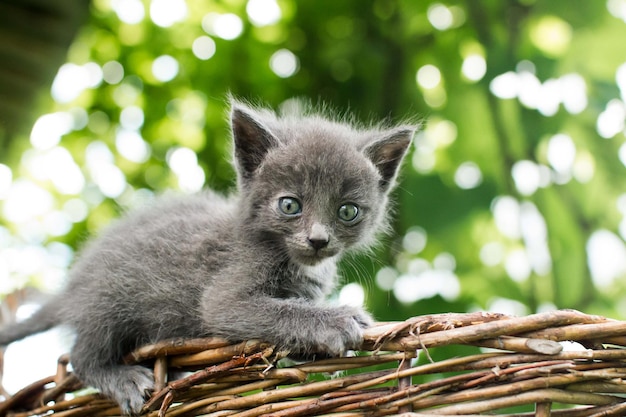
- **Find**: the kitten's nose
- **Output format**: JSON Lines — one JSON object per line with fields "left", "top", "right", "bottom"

{"left": 308, "top": 237, "right": 329, "bottom": 250}
{"left": 308, "top": 223, "right": 329, "bottom": 250}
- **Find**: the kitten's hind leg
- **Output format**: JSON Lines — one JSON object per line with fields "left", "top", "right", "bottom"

{"left": 70, "top": 337, "right": 154, "bottom": 415}
{"left": 88, "top": 364, "right": 153, "bottom": 415}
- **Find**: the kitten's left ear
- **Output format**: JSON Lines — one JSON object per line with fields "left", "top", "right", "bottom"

{"left": 363, "top": 127, "right": 415, "bottom": 192}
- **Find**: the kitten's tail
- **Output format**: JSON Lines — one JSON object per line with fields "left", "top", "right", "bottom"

{"left": 0, "top": 299, "right": 62, "bottom": 346}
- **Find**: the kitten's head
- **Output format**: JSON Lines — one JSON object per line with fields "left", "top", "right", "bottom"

{"left": 230, "top": 99, "right": 415, "bottom": 266}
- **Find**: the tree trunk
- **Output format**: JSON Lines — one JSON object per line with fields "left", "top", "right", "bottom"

{"left": 0, "top": 0, "right": 89, "bottom": 149}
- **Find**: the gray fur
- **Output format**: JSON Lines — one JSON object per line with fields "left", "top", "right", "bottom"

{"left": 0, "top": 99, "right": 415, "bottom": 414}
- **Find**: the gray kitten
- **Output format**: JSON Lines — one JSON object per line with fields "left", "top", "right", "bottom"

{"left": 0, "top": 99, "right": 414, "bottom": 415}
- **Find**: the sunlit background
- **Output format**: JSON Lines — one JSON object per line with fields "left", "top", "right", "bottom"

{"left": 2, "top": 0, "right": 626, "bottom": 396}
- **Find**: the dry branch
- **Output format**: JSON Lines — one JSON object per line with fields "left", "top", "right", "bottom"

{"left": 3, "top": 310, "right": 626, "bottom": 417}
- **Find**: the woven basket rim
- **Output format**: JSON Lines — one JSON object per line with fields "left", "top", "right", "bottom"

{"left": 2, "top": 309, "right": 626, "bottom": 417}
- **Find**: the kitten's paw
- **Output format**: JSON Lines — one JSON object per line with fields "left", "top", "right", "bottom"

{"left": 104, "top": 366, "right": 154, "bottom": 415}
{"left": 310, "top": 306, "right": 373, "bottom": 357}
{"left": 335, "top": 305, "right": 373, "bottom": 347}
{"left": 349, "top": 307, "right": 374, "bottom": 329}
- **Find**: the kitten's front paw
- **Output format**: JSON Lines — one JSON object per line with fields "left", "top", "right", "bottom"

{"left": 314, "top": 306, "right": 373, "bottom": 357}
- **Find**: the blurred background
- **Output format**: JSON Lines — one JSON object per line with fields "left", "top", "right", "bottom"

{"left": 1, "top": 0, "right": 626, "bottom": 396}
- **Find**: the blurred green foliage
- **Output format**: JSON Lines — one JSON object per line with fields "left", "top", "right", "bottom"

{"left": 2, "top": 0, "right": 626, "bottom": 326}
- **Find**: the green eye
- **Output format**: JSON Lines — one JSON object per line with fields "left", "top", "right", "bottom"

{"left": 278, "top": 197, "right": 302, "bottom": 216}
{"left": 338, "top": 203, "right": 359, "bottom": 222}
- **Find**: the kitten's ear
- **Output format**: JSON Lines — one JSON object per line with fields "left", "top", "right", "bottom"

{"left": 231, "top": 102, "right": 279, "bottom": 181}
{"left": 362, "top": 127, "right": 414, "bottom": 192}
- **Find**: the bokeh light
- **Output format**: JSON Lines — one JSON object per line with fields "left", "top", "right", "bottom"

{"left": 246, "top": 0, "right": 282, "bottom": 27}
{"left": 167, "top": 147, "right": 206, "bottom": 193}
{"left": 461, "top": 54, "right": 487, "bottom": 82}
{"left": 152, "top": 55, "right": 179, "bottom": 82}
{"left": 112, "top": 0, "right": 145, "bottom": 24}
{"left": 102, "top": 61, "right": 124, "bottom": 84}
{"left": 270, "top": 49, "right": 299, "bottom": 78}
{"left": 192, "top": 36, "right": 217, "bottom": 60}
{"left": 587, "top": 230, "right": 626, "bottom": 289}
{"left": 150, "top": 0, "right": 187, "bottom": 28}
{"left": 416, "top": 64, "right": 442, "bottom": 89}
{"left": 203, "top": 13, "right": 244, "bottom": 40}
{"left": 338, "top": 282, "right": 365, "bottom": 307}
{"left": 547, "top": 133, "right": 576, "bottom": 179}
{"left": 454, "top": 162, "right": 483, "bottom": 189}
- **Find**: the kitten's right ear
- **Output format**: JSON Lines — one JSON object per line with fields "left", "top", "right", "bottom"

{"left": 231, "top": 103, "right": 279, "bottom": 181}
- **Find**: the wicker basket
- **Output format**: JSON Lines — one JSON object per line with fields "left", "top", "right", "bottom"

{"left": 2, "top": 309, "right": 626, "bottom": 416}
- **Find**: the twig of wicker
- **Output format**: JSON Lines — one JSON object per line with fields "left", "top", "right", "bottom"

{"left": 2, "top": 309, "right": 626, "bottom": 416}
